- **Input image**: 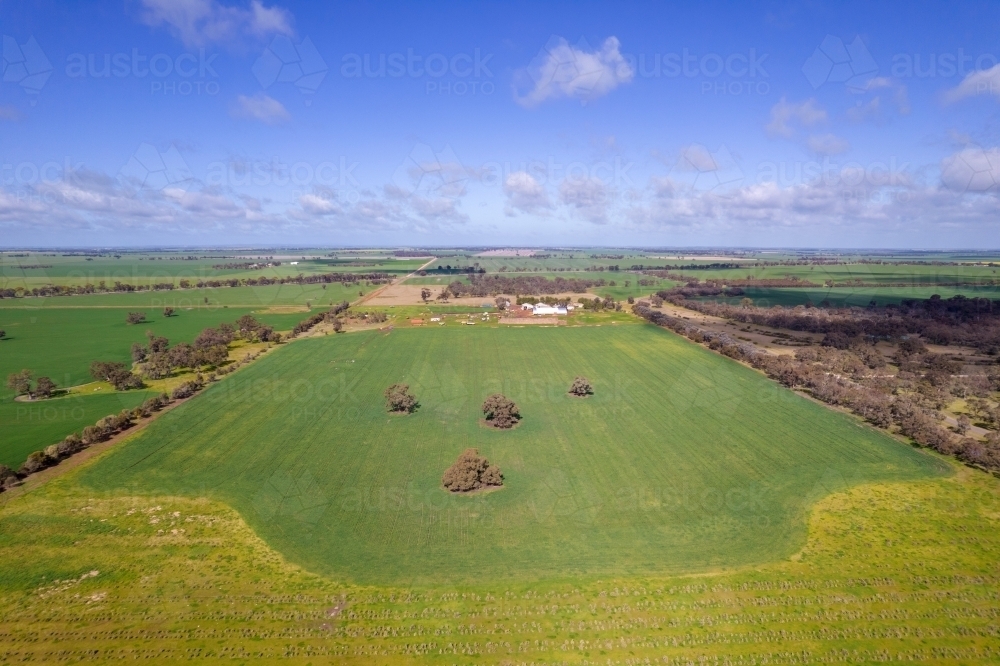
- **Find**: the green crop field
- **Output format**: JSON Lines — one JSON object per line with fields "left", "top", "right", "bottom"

{"left": 0, "top": 306, "right": 309, "bottom": 467}
{"left": 80, "top": 324, "right": 945, "bottom": 585}
{"left": 0, "top": 308, "right": 307, "bottom": 397}
{"left": 0, "top": 282, "right": 364, "bottom": 309}
{"left": 0, "top": 251, "right": 428, "bottom": 289}
{"left": 701, "top": 284, "right": 1000, "bottom": 308}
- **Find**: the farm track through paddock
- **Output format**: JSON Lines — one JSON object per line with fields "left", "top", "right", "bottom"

{"left": 78, "top": 323, "right": 944, "bottom": 585}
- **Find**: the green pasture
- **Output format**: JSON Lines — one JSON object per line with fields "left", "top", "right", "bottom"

{"left": 0, "top": 282, "right": 363, "bottom": 309}
{"left": 0, "top": 390, "right": 157, "bottom": 468}
{"left": 0, "top": 307, "right": 308, "bottom": 467}
{"left": 658, "top": 262, "right": 1000, "bottom": 285}
{"left": 0, "top": 307, "right": 306, "bottom": 399}
{"left": 80, "top": 324, "right": 945, "bottom": 585}
{"left": 0, "top": 252, "right": 426, "bottom": 289}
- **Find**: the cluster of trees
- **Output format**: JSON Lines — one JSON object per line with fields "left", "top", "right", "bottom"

{"left": 384, "top": 384, "right": 417, "bottom": 413}
{"left": 569, "top": 376, "right": 593, "bottom": 397}
{"left": 576, "top": 297, "right": 621, "bottom": 311}
{"left": 425, "top": 264, "right": 485, "bottom": 275}
{"left": 130, "top": 315, "right": 277, "bottom": 381}
{"left": 90, "top": 361, "right": 144, "bottom": 390}
{"left": 446, "top": 275, "right": 606, "bottom": 298}
{"left": 345, "top": 310, "right": 388, "bottom": 324}
{"left": 632, "top": 302, "right": 1000, "bottom": 474}
{"left": 5, "top": 370, "right": 57, "bottom": 399}
{"left": 482, "top": 394, "right": 520, "bottom": 429}
{"left": 442, "top": 448, "right": 504, "bottom": 492}
{"left": 0, "top": 393, "right": 175, "bottom": 491}
{"left": 291, "top": 301, "right": 350, "bottom": 337}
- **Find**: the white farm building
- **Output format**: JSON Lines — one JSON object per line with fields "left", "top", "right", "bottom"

{"left": 520, "top": 303, "right": 569, "bottom": 316}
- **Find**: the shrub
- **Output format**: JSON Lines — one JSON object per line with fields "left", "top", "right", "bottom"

{"left": 384, "top": 383, "right": 417, "bottom": 413}
{"left": 6, "top": 369, "right": 32, "bottom": 396}
{"left": 442, "top": 448, "right": 504, "bottom": 492}
{"left": 0, "top": 464, "right": 19, "bottom": 489}
{"left": 163, "top": 307, "right": 175, "bottom": 317}
{"left": 34, "top": 376, "right": 56, "bottom": 398}
{"left": 171, "top": 380, "right": 202, "bottom": 400}
{"left": 19, "top": 451, "right": 52, "bottom": 475}
{"left": 126, "top": 312, "right": 147, "bottom": 325}
{"left": 482, "top": 393, "right": 520, "bottom": 429}
{"left": 568, "top": 376, "right": 593, "bottom": 397}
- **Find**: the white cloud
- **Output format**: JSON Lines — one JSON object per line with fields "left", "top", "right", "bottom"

{"left": 806, "top": 133, "right": 851, "bottom": 156}
{"left": 627, "top": 160, "right": 1000, "bottom": 233}
{"left": 846, "top": 96, "right": 882, "bottom": 123}
{"left": 765, "top": 97, "right": 826, "bottom": 138}
{"left": 866, "top": 77, "right": 911, "bottom": 115}
{"left": 138, "top": 0, "right": 293, "bottom": 48}
{"left": 940, "top": 146, "right": 1000, "bottom": 193}
{"left": 515, "top": 36, "right": 633, "bottom": 107}
{"left": 559, "top": 176, "right": 610, "bottom": 223}
{"left": 231, "top": 93, "right": 290, "bottom": 124}
{"left": 503, "top": 171, "right": 551, "bottom": 215}
{"left": 944, "top": 64, "right": 1000, "bottom": 104}
{"left": 298, "top": 192, "right": 342, "bottom": 216}
{"left": 0, "top": 105, "right": 20, "bottom": 121}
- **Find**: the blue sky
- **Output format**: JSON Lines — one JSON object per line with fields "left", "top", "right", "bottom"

{"left": 2, "top": 0, "right": 1000, "bottom": 248}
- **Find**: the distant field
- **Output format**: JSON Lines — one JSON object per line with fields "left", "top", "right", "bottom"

{"left": 704, "top": 284, "right": 1000, "bottom": 307}
{"left": 0, "top": 307, "right": 306, "bottom": 400}
{"left": 0, "top": 282, "right": 363, "bottom": 309}
{"left": 80, "top": 324, "right": 944, "bottom": 584}
{"left": 0, "top": 252, "right": 426, "bottom": 289}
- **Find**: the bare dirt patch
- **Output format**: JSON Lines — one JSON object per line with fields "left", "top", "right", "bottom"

{"left": 659, "top": 302, "right": 816, "bottom": 356}
{"left": 364, "top": 284, "right": 440, "bottom": 306}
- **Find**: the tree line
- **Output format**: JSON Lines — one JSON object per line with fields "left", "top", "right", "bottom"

{"left": 445, "top": 275, "right": 606, "bottom": 298}
{"left": 0, "top": 271, "right": 392, "bottom": 300}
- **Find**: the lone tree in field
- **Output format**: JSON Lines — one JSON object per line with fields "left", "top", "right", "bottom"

{"left": 442, "top": 448, "right": 504, "bottom": 492}
{"left": 126, "top": 312, "right": 147, "bottom": 325}
{"left": 384, "top": 383, "right": 417, "bottom": 413}
{"left": 482, "top": 393, "right": 520, "bottom": 429}
{"left": 568, "top": 376, "right": 593, "bottom": 397}
{"left": 0, "top": 330, "right": 6, "bottom": 339}
{"left": 163, "top": 307, "right": 175, "bottom": 317}
{"left": 6, "top": 369, "right": 32, "bottom": 396}
{"left": 420, "top": 288, "right": 432, "bottom": 302}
